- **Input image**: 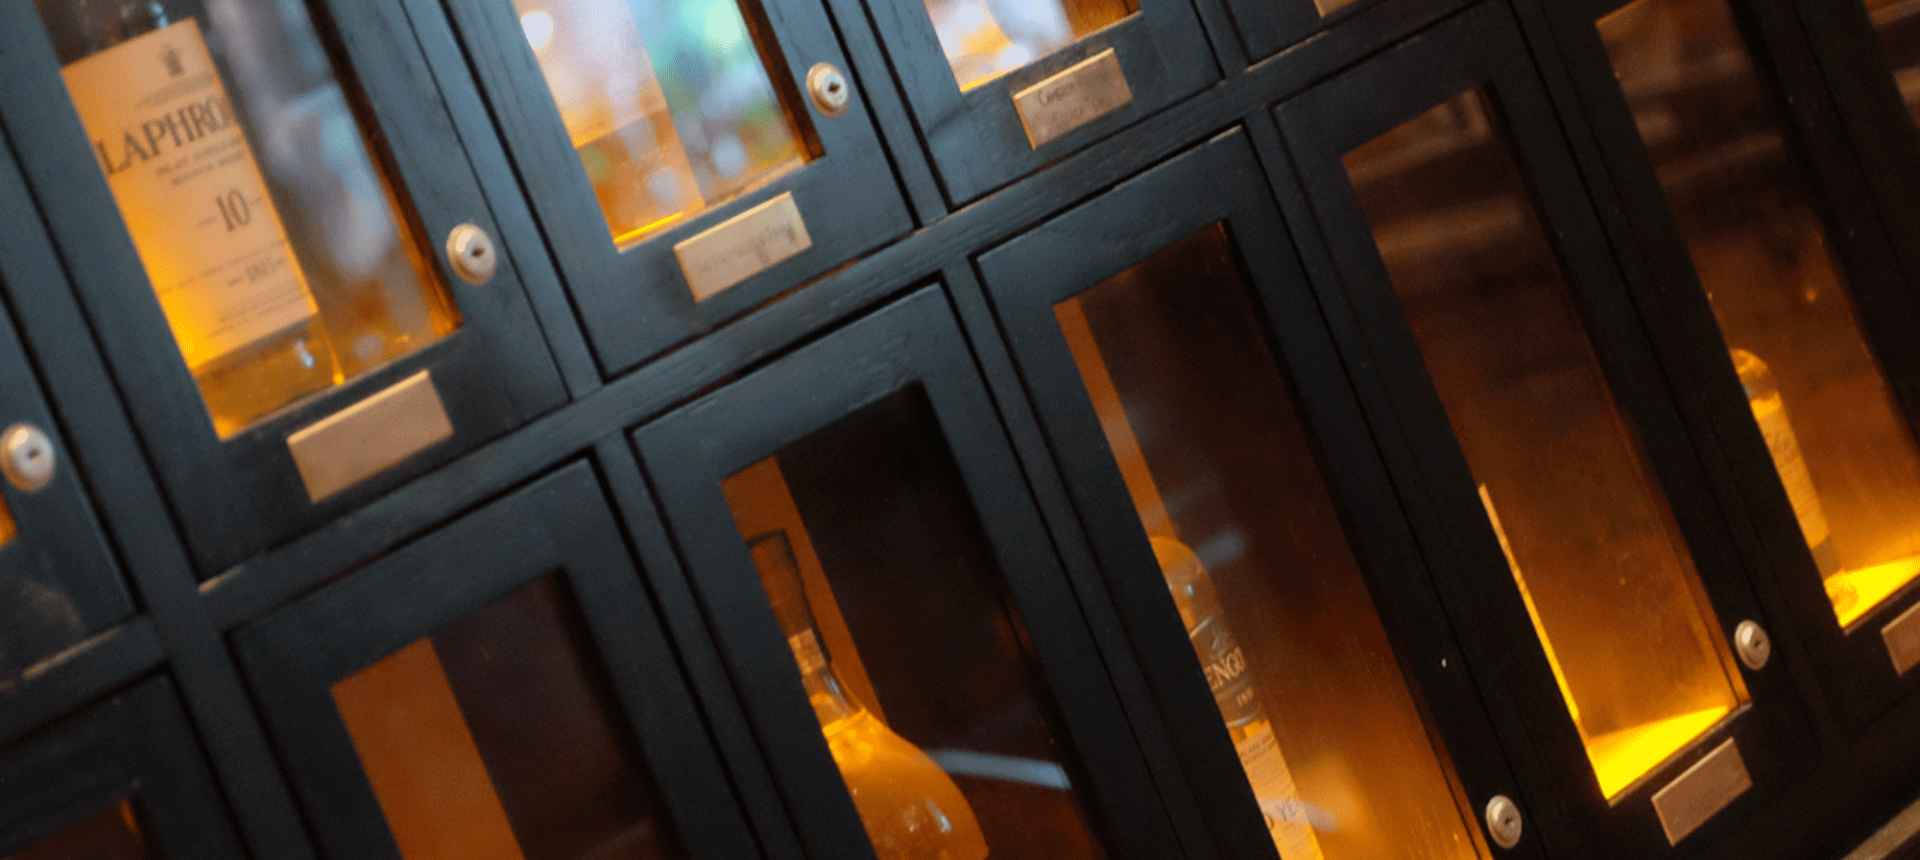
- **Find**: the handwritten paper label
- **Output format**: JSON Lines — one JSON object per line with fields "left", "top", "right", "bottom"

{"left": 674, "top": 192, "right": 812, "bottom": 301}
{"left": 1013, "top": 49, "right": 1134, "bottom": 149}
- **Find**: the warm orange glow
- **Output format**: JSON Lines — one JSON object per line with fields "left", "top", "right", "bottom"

{"left": 1586, "top": 706, "right": 1733, "bottom": 798}
{"left": 721, "top": 458, "right": 885, "bottom": 717}
{"left": 331, "top": 638, "right": 526, "bottom": 860}
{"left": 1833, "top": 555, "right": 1920, "bottom": 627}
{"left": 610, "top": 212, "right": 688, "bottom": 248}
{"left": 1055, "top": 298, "right": 1173, "bottom": 540}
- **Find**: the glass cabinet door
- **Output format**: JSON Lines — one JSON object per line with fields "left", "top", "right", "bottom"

{"left": 858, "top": 0, "right": 1212, "bottom": 203}
{"left": 0, "top": 678, "right": 247, "bottom": 860}
{"left": 234, "top": 463, "right": 751, "bottom": 860}
{"left": 1529, "top": 0, "right": 1920, "bottom": 726}
{"left": 0, "top": 0, "right": 566, "bottom": 572}
{"left": 434, "top": 0, "right": 912, "bottom": 376}
{"left": 0, "top": 142, "right": 133, "bottom": 689}
{"left": 978, "top": 131, "right": 1530, "bottom": 860}
{"left": 636, "top": 287, "right": 1186, "bottom": 860}
{"left": 1276, "top": 3, "right": 1808, "bottom": 853}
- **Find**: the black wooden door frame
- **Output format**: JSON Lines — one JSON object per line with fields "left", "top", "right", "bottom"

{"left": 1272, "top": 2, "right": 1815, "bottom": 854}
{"left": 0, "top": 0, "right": 568, "bottom": 574}
{"left": 975, "top": 127, "right": 1543, "bottom": 860}
{"left": 634, "top": 284, "right": 1192, "bottom": 860}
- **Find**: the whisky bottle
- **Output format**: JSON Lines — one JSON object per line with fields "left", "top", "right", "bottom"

{"left": 40, "top": 0, "right": 340, "bottom": 437}
{"left": 1155, "top": 536, "right": 1329, "bottom": 860}
{"left": 1731, "top": 349, "right": 1851, "bottom": 612}
{"left": 518, "top": 1, "right": 707, "bottom": 245}
{"left": 748, "top": 532, "right": 989, "bottom": 860}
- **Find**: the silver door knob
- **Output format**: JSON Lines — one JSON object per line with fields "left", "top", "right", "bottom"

{"left": 1735, "top": 620, "right": 1771, "bottom": 670}
{"left": 1485, "top": 795, "right": 1524, "bottom": 850}
{"left": 446, "top": 223, "right": 498, "bottom": 286}
{"left": 808, "top": 63, "right": 851, "bottom": 117}
{"left": 1, "top": 423, "right": 55, "bottom": 493}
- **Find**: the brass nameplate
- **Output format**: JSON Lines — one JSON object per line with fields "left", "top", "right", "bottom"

{"left": 674, "top": 192, "right": 813, "bottom": 302}
{"left": 1013, "top": 49, "right": 1134, "bottom": 149}
{"left": 1651, "top": 738, "right": 1750, "bottom": 845}
{"left": 288, "top": 370, "right": 453, "bottom": 502}
{"left": 1884, "top": 601, "right": 1920, "bottom": 675}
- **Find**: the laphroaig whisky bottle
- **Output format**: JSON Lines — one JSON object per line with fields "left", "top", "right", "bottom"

{"left": 39, "top": 0, "right": 340, "bottom": 437}
{"left": 1155, "top": 536, "right": 1328, "bottom": 860}
{"left": 748, "top": 531, "right": 989, "bottom": 860}
{"left": 1732, "top": 349, "right": 1852, "bottom": 613}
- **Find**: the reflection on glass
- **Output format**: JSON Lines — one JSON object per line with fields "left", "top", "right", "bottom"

{"left": 4, "top": 800, "right": 150, "bottom": 860}
{"left": 1600, "top": 0, "right": 1920, "bottom": 627}
{"left": 0, "top": 489, "right": 84, "bottom": 684}
{"left": 1343, "top": 90, "right": 1748, "bottom": 799}
{"left": 1054, "top": 226, "right": 1484, "bottom": 860}
{"left": 923, "top": 0, "right": 1134, "bottom": 89}
{"left": 331, "top": 574, "right": 679, "bottom": 860}
{"left": 36, "top": 0, "right": 459, "bottom": 437}
{"left": 721, "top": 392, "right": 1108, "bottom": 860}
{"left": 514, "top": 0, "right": 805, "bottom": 247}
{"left": 1864, "top": 0, "right": 1920, "bottom": 126}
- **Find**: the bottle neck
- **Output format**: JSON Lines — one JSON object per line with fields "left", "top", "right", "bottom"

{"left": 787, "top": 628, "right": 860, "bottom": 724}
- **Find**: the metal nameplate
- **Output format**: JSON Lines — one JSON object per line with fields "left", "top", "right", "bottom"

{"left": 1013, "top": 49, "right": 1134, "bottom": 149}
{"left": 287, "top": 370, "right": 453, "bottom": 502}
{"left": 1884, "top": 601, "right": 1920, "bottom": 675}
{"left": 674, "top": 192, "right": 813, "bottom": 302}
{"left": 1651, "top": 738, "right": 1751, "bottom": 845}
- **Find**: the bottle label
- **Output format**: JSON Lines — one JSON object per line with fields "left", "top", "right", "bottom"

{"left": 61, "top": 18, "right": 318, "bottom": 370}
{"left": 1750, "top": 395, "right": 1831, "bottom": 547}
{"left": 1236, "top": 722, "right": 1325, "bottom": 860}
{"left": 788, "top": 629, "right": 827, "bottom": 675}
{"left": 1190, "top": 615, "right": 1260, "bottom": 729}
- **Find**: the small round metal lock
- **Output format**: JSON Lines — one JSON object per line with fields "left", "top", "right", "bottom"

{"left": 1, "top": 423, "right": 56, "bottom": 493}
{"left": 1485, "top": 795, "right": 1524, "bottom": 850}
{"left": 808, "top": 63, "right": 851, "bottom": 117}
{"left": 446, "top": 223, "right": 497, "bottom": 286}
{"left": 1735, "top": 620, "right": 1772, "bottom": 670}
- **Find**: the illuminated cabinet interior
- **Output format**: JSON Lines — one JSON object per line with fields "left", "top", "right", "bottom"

{"left": 11, "top": 0, "right": 1920, "bottom": 858}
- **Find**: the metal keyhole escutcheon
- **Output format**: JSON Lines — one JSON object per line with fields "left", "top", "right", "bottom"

{"left": 808, "top": 63, "right": 851, "bottom": 117}
{"left": 1736, "top": 620, "right": 1772, "bottom": 671}
{"left": 2, "top": 423, "right": 56, "bottom": 493}
{"left": 446, "top": 223, "right": 498, "bottom": 286}
{"left": 1485, "top": 795, "right": 1524, "bottom": 850}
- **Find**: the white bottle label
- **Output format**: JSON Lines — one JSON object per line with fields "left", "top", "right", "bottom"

{"left": 62, "top": 19, "right": 318, "bottom": 370}
{"left": 1237, "top": 722, "right": 1325, "bottom": 860}
{"left": 1751, "top": 394, "right": 1831, "bottom": 547}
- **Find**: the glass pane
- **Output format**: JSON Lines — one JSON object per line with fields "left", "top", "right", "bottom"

{"left": 1342, "top": 90, "right": 1748, "bottom": 799}
{"left": 36, "top": 0, "right": 460, "bottom": 437}
{"left": 721, "top": 390, "right": 1107, "bottom": 860}
{"left": 0, "top": 488, "right": 86, "bottom": 684}
{"left": 1863, "top": 0, "right": 1920, "bottom": 126}
{"left": 514, "top": 0, "right": 805, "bottom": 247}
{"left": 5, "top": 800, "right": 150, "bottom": 860}
{"left": 331, "top": 574, "right": 680, "bottom": 860}
{"left": 923, "top": 0, "right": 1135, "bottom": 89}
{"left": 1055, "top": 225, "right": 1485, "bottom": 860}
{"left": 1600, "top": 0, "right": 1920, "bottom": 627}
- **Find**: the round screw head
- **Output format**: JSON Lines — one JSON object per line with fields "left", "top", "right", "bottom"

{"left": 446, "top": 223, "right": 497, "bottom": 286}
{"left": 1, "top": 423, "right": 55, "bottom": 493}
{"left": 808, "top": 63, "right": 851, "bottom": 117}
{"left": 1735, "top": 620, "right": 1772, "bottom": 671}
{"left": 1485, "top": 795, "right": 1523, "bottom": 850}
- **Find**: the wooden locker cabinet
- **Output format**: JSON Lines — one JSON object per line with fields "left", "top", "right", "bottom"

{"left": 4, "top": 0, "right": 1920, "bottom": 858}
